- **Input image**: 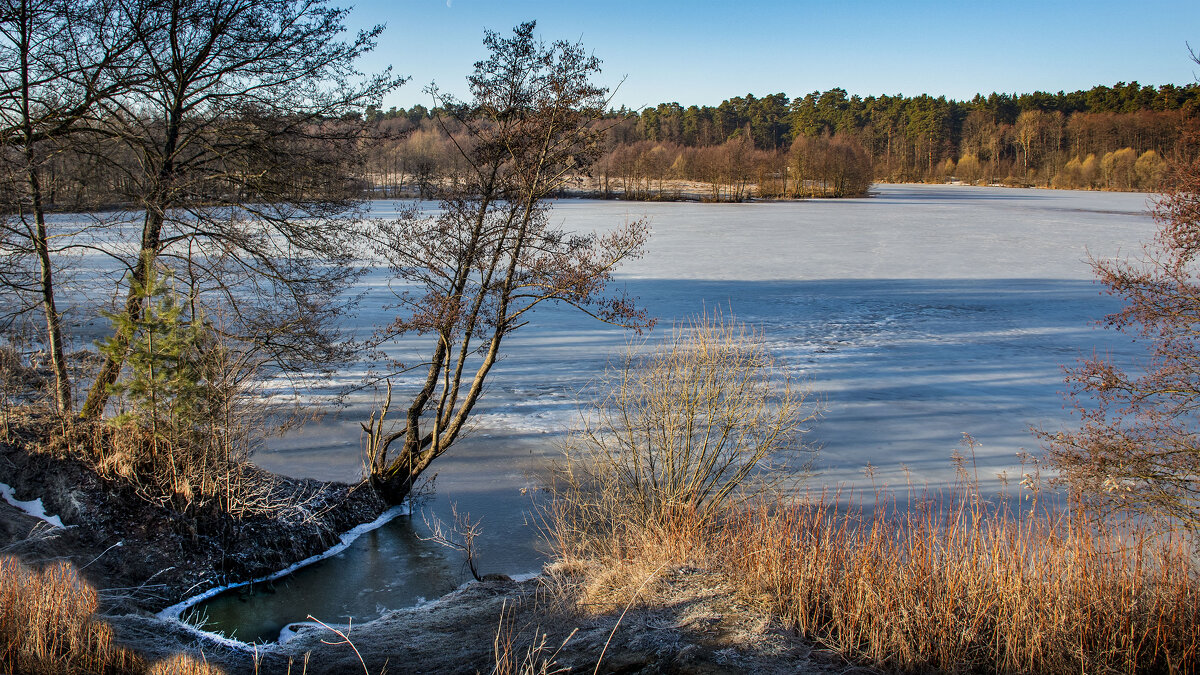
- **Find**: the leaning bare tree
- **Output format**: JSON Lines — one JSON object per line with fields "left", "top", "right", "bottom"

{"left": 78, "top": 0, "right": 401, "bottom": 420}
{"left": 364, "top": 21, "right": 651, "bottom": 504}
{"left": 1041, "top": 139, "right": 1200, "bottom": 535}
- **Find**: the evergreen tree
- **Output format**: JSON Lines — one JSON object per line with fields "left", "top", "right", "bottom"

{"left": 101, "top": 263, "right": 212, "bottom": 451}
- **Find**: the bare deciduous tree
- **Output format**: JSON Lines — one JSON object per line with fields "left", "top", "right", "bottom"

{"left": 79, "top": 0, "right": 401, "bottom": 419}
{"left": 789, "top": 133, "right": 873, "bottom": 198}
{"left": 1041, "top": 145, "right": 1200, "bottom": 534}
{"left": 363, "top": 22, "right": 651, "bottom": 504}
{"left": 0, "top": 0, "right": 140, "bottom": 414}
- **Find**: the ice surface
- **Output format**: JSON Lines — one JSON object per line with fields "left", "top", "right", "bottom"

{"left": 42, "top": 184, "right": 1162, "bottom": 640}
{"left": 255, "top": 184, "right": 1154, "bottom": 488}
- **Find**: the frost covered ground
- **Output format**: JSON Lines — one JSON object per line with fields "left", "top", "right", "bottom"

{"left": 147, "top": 184, "right": 1160, "bottom": 641}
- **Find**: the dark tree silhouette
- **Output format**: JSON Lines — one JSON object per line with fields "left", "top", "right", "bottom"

{"left": 0, "top": 0, "right": 140, "bottom": 414}
{"left": 79, "top": 0, "right": 400, "bottom": 419}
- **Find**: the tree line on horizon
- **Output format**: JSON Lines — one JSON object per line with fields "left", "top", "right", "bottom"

{"left": 15, "top": 79, "right": 1198, "bottom": 210}
{"left": 361, "top": 81, "right": 1200, "bottom": 200}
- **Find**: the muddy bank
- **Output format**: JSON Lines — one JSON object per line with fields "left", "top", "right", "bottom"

{"left": 0, "top": 418, "right": 388, "bottom": 615}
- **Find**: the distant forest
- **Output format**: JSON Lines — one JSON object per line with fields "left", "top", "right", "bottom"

{"left": 25, "top": 81, "right": 1200, "bottom": 209}
{"left": 361, "top": 81, "right": 1200, "bottom": 200}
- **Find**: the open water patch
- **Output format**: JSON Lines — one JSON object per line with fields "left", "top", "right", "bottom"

{"left": 158, "top": 504, "right": 408, "bottom": 644}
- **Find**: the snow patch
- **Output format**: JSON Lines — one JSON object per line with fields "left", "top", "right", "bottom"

{"left": 276, "top": 622, "right": 314, "bottom": 644}
{"left": 0, "top": 482, "right": 65, "bottom": 529}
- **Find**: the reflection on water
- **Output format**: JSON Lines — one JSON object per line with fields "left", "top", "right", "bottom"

{"left": 189, "top": 184, "right": 1158, "bottom": 641}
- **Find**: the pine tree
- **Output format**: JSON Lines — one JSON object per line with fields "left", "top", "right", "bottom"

{"left": 100, "top": 263, "right": 213, "bottom": 462}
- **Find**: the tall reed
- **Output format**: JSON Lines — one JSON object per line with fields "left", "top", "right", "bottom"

{"left": 724, "top": 489, "right": 1199, "bottom": 672}
{"left": 1, "top": 555, "right": 137, "bottom": 673}
{"left": 545, "top": 480, "right": 1200, "bottom": 672}
{"left": 0, "top": 555, "right": 224, "bottom": 674}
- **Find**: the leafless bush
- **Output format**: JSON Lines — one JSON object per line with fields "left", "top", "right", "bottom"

{"left": 420, "top": 502, "right": 484, "bottom": 581}
{"left": 554, "top": 312, "right": 816, "bottom": 534}
{"left": 1041, "top": 150, "right": 1200, "bottom": 538}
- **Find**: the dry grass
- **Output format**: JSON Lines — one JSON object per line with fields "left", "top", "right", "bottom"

{"left": 0, "top": 555, "right": 224, "bottom": 674}
{"left": 146, "top": 654, "right": 226, "bottom": 675}
{"left": 545, "top": 478, "right": 1200, "bottom": 673}
{"left": 37, "top": 415, "right": 318, "bottom": 520}
{"left": 730, "top": 492, "right": 1198, "bottom": 672}
{"left": 490, "top": 600, "right": 575, "bottom": 675}
{"left": 0, "top": 554, "right": 138, "bottom": 674}
{"left": 548, "top": 316, "right": 1199, "bottom": 671}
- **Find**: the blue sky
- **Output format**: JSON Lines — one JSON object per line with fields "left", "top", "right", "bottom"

{"left": 347, "top": 0, "right": 1200, "bottom": 111}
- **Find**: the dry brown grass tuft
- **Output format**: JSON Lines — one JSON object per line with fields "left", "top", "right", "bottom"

{"left": 0, "top": 554, "right": 139, "bottom": 674}
{"left": 0, "top": 555, "right": 226, "bottom": 674}
{"left": 146, "top": 653, "right": 226, "bottom": 675}
{"left": 546, "top": 481, "right": 1200, "bottom": 672}
{"left": 37, "top": 415, "right": 317, "bottom": 521}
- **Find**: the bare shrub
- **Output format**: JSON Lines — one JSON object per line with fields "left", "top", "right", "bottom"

{"left": 420, "top": 503, "right": 485, "bottom": 581}
{"left": 1041, "top": 151, "right": 1200, "bottom": 536}
{"left": 557, "top": 313, "right": 815, "bottom": 528}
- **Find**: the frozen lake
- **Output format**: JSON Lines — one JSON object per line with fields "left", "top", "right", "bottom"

{"left": 192, "top": 183, "right": 1158, "bottom": 641}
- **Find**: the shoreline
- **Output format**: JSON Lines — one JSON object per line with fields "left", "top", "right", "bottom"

{"left": 0, "top": 416, "right": 391, "bottom": 618}
{"left": 155, "top": 504, "right": 409, "bottom": 625}
{"left": 0, "top": 417, "right": 849, "bottom": 674}
{"left": 372, "top": 178, "right": 1153, "bottom": 205}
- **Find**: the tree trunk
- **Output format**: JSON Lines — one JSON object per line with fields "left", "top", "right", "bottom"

{"left": 17, "top": 5, "right": 71, "bottom": 416}
{"left": 370, "top": 471, "right": 416, "bottom": 505}
{"left": 81, "top": 103, "right": 181, "bottom": 419}
{"left": 29, "top": 173, "right": 71, "bottom": 415}
{"left": 80, "top": 217, "right": 164, "bottom": 419}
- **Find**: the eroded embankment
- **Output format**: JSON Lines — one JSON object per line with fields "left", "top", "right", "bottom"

{"left": 0, "top": 418, "right": 389, "bottom": 617}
